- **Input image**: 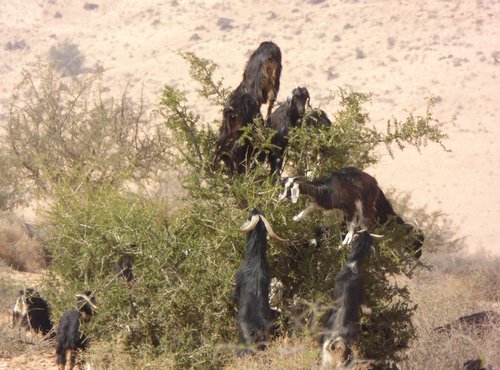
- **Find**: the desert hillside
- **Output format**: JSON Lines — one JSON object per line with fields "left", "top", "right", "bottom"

{"left": 1, "top": 0, "right": 499, "bottom": 254}
{"left": 0, "top": 1, "right": 499, "bottom": 369}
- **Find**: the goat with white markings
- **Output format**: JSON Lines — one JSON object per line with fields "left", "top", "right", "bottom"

{"left": 267, "top": 87, "right": 310, "bottom": 177}
{"left": 321, "top": 232, "right": 372, "bottom": 369}
{"left": 230, "top": 208, "right": 286, "bottom": 356}
{"left": 12, "top": 288, "right": 53, "bottom": 336}
{"left": 279, "top": 167, "right": 381, "bottom": 245}
{"left": 55, "top": 291, "right": 97, "bottom": 370}
{"left": 279, "top": 167, "right": 424, "bottom": 256}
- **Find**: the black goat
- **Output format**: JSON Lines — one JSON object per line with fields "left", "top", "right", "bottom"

{"left": 268, "top": 87, "right": 310, "bottom": 177}
{"left": 303, "top": 109, "right": 332, "bottom": 127}
{"left": 214, "top": 41, "right": 281, "bottom": 174}
{"left": 280, "top": 167, "right": 424, "bottom": 256}
{"left": 322, "top": 232, "right": 372, "bottom": 369}
{"left": 230, "top": 208, "right": 286, "bottom": 356}
{"left": 114, "top": 253, "right": 134, "bottom": 284}
{"left": 12, "top": 288, "right": 53, "bottom": 336}
{"left": 56, "top": 291, "right": 97, "bottom": 370}
{"left": 214, "top": 90, "right": 261, "bottom": 174}
{"left": 434, "top": 311, "right": 500, "bottom": 336}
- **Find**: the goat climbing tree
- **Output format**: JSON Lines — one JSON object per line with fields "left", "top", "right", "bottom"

{"left": 37, "top": 52, "right": 450, "bottom": 368}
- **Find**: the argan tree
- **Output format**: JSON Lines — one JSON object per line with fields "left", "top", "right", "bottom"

{"left": 38, "top": 52, "right": 449, "bottom": 368}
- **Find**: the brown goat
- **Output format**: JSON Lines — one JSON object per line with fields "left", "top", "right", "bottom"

{"left": 214, "top": 41, "right": 282, "bottom": 174}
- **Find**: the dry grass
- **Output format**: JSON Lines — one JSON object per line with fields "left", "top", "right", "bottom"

{"left": 0, "top": 214, "right": 47, "bottom": 272}
{"left": 225, "top": 336, "right": 320, "bottom": 370}
{"left": 401, "top": 255, "right": 500, "bottom": 369}
{"left": 84, "top": 337, "right": 176, "bottom": 370}
{"left": 224, "top": 252, "right": 500, "bottom": 370}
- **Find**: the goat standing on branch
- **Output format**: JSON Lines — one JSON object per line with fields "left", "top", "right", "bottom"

{"left": 322, "top": 232, "right": 372, "bottom": 369}
{"left": 230, "top": 208, "right": 286, "bottom": 356}
{"left": 240, "top": 41, "right": 282, "bottom": 119}
{"left": 268, "top": 87, "right": 310, "bottom": 177}
{"left": 214, "top": 92, "right": 261, "bottom": 174}
{"left": 12, "top": 288, "right": 53, "bottom": 336}
{"left": 279, "top": 167, "right": 424, "bottom": 254}
{"left": 55, "top": 291, "right": 97, "bottom": 370}
{"left": 214, "top": 41, "right": 282, "bottom": 174}
{"left": 279, "top": 167, "right": 381, "bottom": 245}
{"left": 114, "top": 252, "right": 134, "bottom": 285}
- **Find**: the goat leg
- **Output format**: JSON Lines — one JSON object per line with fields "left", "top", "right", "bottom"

{"left": 342, "top": 222, "right": 356, "bottom": 245}
{"left": 293, "top": 203, "right": 319, "bottom": 222}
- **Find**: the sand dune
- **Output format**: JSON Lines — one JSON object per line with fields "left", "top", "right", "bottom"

{"left": 1, "top": 0, "right": 499, "bottom": 254}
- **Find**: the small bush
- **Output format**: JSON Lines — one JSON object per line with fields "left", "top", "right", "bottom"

{"left": 0, "top": 214, "right": 46, "bottom": 272}
{"left": 1, "top": 61, "right": 171, "bottom": 203}
{"left": 48, "top": 40, "right": 86, "bottom": 76}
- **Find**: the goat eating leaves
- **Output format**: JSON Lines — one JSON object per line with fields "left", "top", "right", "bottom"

{"left": 279, "top": 168, "right": 381, "bottom": 245}
{"left": 231, "top": 208, "right": 286, "bottom": 356}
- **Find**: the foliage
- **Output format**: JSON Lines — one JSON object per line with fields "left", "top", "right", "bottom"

{"left": 0, "top": 154, "right": 20, "bottom": 210}
{"left": 41, "top": 52, "right": 450, "bottom": 368}
{"left": 1, "top": 60, "right": 170, "bottom": 202}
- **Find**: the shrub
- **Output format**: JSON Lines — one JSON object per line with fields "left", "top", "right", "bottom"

{"left": 40, "top": 52, "right": 450, "bottom": 368}
{"left": 1, "top": 60, "right": 171, "bottom": 203}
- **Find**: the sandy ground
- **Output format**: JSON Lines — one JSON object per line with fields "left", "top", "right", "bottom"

{"left": 0, "top": 353, "right": 56, "bottom": 370}
{"left": 1, "top": 0, "right": 499, "bottom": 257}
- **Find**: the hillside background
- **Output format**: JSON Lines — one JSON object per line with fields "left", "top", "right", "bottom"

{"left": 1, "top": 0, "right": 499, "bottom": 255}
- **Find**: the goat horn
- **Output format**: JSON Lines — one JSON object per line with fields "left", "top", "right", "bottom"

{"left": 240, "top": 214, "right": 260, "bottom": 232}
{"left": 357, "top": 229, "right": 383, "bottom": 239}
{"left": 75, "top": 294, "right": 98, "bottom": 310}
{"left": 260, "top": 215, "right": 287, "bottom": 242}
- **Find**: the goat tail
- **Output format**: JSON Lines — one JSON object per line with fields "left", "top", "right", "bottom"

{"left": 55, "top": 340, "right": 66, "bottom": 365}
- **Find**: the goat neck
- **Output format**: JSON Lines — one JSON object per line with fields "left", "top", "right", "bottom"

{"left": 295, "top": 179, "right": 330, "bottom": 202}
{"left": 244, "top": 219, "right": 268, "bottom": 261}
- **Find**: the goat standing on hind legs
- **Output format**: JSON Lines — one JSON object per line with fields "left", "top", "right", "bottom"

{"left": 321, "top": 232, "right": 372, "bottom": 369}
{"left": 213, "top": 41, "right": 281, "bottom": 174}
{"left": 56, "top": 291, "right": 97, "bottom": 370}
{"left": 231, "top": 208, "right": 286, "bottom": 356}
{"left": 267, "top": 86, "right": 310, "bottom": 177}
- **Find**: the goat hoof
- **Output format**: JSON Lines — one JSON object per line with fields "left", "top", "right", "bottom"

{"left": 342, "top": 233, "right": 353, "bottom": 245}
